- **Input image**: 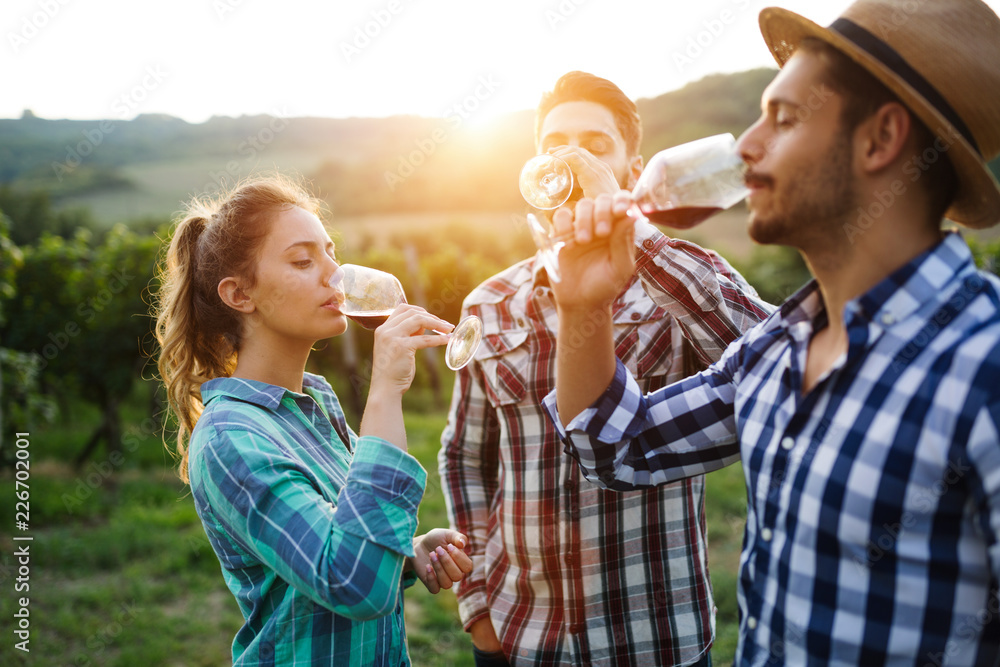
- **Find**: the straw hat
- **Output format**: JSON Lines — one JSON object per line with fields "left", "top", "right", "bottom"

{"left": 758, "top": 0, "right": 1000, "bottom": 228}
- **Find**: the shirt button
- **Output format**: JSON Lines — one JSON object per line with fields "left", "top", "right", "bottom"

{"left": 781, "top": 437, "right": 794, "bottom": 450}
{"left": 761, "top": 528, "right": 773, "bottom": 542}
{"left": 642, "top": 239, "right": 655, "bottom": 250}
{"left": 534, "top": 287, "right": 546, "bottom": 299}
{"left": 517, "top": 318, "right": 526, "bottom": 328}
{"left": 881, "top": 312, "right": 896, "bottom": 326}
{"left": 747, "top": 617, "right": 758, "bottom": 630}
{"left": 630, "top": 312, "right": 641, "bottom": 321}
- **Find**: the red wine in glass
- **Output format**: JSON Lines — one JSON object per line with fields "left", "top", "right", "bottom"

{"left": 641, "top": 206, "right": 724, "bottom": 230}
{"left": 631, "top": 134, "right": 748, "bottom": 229}
{"left": 336, "top": 264, "right": 483, "bottom": 370}
{"left": 345, "top": 311, "right": 393, "bottom": 330}
{"left": 519, "top": 134, "right": 748, "bottom": 282}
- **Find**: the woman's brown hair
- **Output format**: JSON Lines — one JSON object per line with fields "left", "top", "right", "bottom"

{"left": 154, "top": 175, "right": 323, "bottom": 482}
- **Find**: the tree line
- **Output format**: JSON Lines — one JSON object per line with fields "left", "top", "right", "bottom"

{"left": 0, "top": 189, "right": 531, "bottom": 467}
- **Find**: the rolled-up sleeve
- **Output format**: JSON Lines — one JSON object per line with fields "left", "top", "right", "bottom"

{"left": 543, "top": 347, "right": 743, "bottom": 490}
{"left": 632, "top": 220, "right": 774, "bottom": 364}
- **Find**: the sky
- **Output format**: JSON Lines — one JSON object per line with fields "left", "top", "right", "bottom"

{"left": 4, "top": 0, "right": 1000, "bottom": 125}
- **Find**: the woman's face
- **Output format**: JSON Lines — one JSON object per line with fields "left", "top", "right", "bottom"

{"left": 240, "top": 205, "right": 347, "bottom": 346}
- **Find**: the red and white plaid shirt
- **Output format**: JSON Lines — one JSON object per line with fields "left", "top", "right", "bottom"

{"left": 440, "top": 222, "right": 774, "bottom": 666}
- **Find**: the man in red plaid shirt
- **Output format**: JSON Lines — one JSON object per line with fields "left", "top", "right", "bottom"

{"left": 439, "top": 71, "right": 773, "bottom": 667}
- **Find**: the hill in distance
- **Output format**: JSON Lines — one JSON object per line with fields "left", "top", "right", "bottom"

{"left": 0, "top": 69, "right": 778, "bottom": 223}
{"left": 2, "top": 67, "right": 996, "bottom": 249}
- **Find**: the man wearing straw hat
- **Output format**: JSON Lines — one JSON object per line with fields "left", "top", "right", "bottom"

{"left": 542, "top": 0, "right": 1000, "bottom": 664}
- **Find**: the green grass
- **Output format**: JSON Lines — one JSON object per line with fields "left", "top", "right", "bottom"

{"left": 704, "top": 463, "right": 747, "bottom": 665}
{"left": 0, "top": 385, "right": 746, "bottom": 666}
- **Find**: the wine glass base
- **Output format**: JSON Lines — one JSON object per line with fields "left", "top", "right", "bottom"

{"left": 445, "top": 315, "right": 484, "bottom": 370}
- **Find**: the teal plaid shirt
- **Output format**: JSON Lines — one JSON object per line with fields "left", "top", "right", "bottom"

{"left": 188, "top": 373, "right": 426, "bottom": 666}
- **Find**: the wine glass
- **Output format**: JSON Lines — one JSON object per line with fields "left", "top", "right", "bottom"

{"left": 519, "top": 153, "right": 575, "bottom": 210}
{"left": 518, "top": 133, "right": 749, "bottom": 282}
{"left": 631, "top": 133, "right": 749, "bottom": 226}
{"left": 333, "top": 264, "right": 483, "bottom": 371}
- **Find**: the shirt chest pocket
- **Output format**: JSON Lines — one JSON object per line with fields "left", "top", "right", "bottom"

{"left": 478, "top": 329, "right": 531, "bottom": 407}
{"left": 612, "top": 308, "right": 692, "bottom": 384}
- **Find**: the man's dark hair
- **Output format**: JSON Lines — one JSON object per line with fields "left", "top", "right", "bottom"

{"left": 535, "top": 71, "right": 642, "bottom": 156}
{"left": 797, "top": 37, "right": 958, "bottom": 220}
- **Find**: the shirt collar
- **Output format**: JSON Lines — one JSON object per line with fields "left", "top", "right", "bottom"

{"left": 201, "top": 372, "right": 332, "bottom": 411}
{"left": 775, "top": 280, "right": 826, "bottom": 344}
{"left": 851, "top": 231, "right": 974, "bottom": 329}
{"left": 464, "top": 258, "right": 534, "bottom": 307}
{"left": 530, "top": 252, "right": 552, "bottom": 288}
{"left": 461, "top": 254, "right": 556, "bottom": 309}
{"left": 468, "top": 247, "right": 669, "bottom": 322}
{"left": 776, "top": 231, "right": 977, "bottom": 333}
{"left": 525, "top": 249, "right": 656, "bottom": 310}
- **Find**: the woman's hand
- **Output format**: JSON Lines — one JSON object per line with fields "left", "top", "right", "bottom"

{"left": 407, "top": 529, "right": 473, "bottom": 594}
{"left": 360, "top": 304, "right": 453, "bottom": 449}
{"left": 369, "top": 304, "right": 453, "bottom": 398}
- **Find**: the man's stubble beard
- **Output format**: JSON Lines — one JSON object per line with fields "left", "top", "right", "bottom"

{"left": 748, "top": 128, "right": 858, "bottom": 251}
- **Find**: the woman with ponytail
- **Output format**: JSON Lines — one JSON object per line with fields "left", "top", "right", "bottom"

{"left": 155, "top": 175, "right": 471, "bottom": 665}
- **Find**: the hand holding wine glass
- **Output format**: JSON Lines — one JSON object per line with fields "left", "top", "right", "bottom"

{"left": 549, "top": 190, "right": 638, "bottom": 310}
{"left": 333, "top": 264, "right": 483, "bottom": 371}
{"left": 519, "top": 133, "right": 748, "bottom": 281}
{"left": 546, "top": 146, "right": 623, "bottom": 199}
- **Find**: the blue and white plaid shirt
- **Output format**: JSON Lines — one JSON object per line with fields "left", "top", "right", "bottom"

{"left": 544, "top": 232, "right": 1000, "bottom": 666}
